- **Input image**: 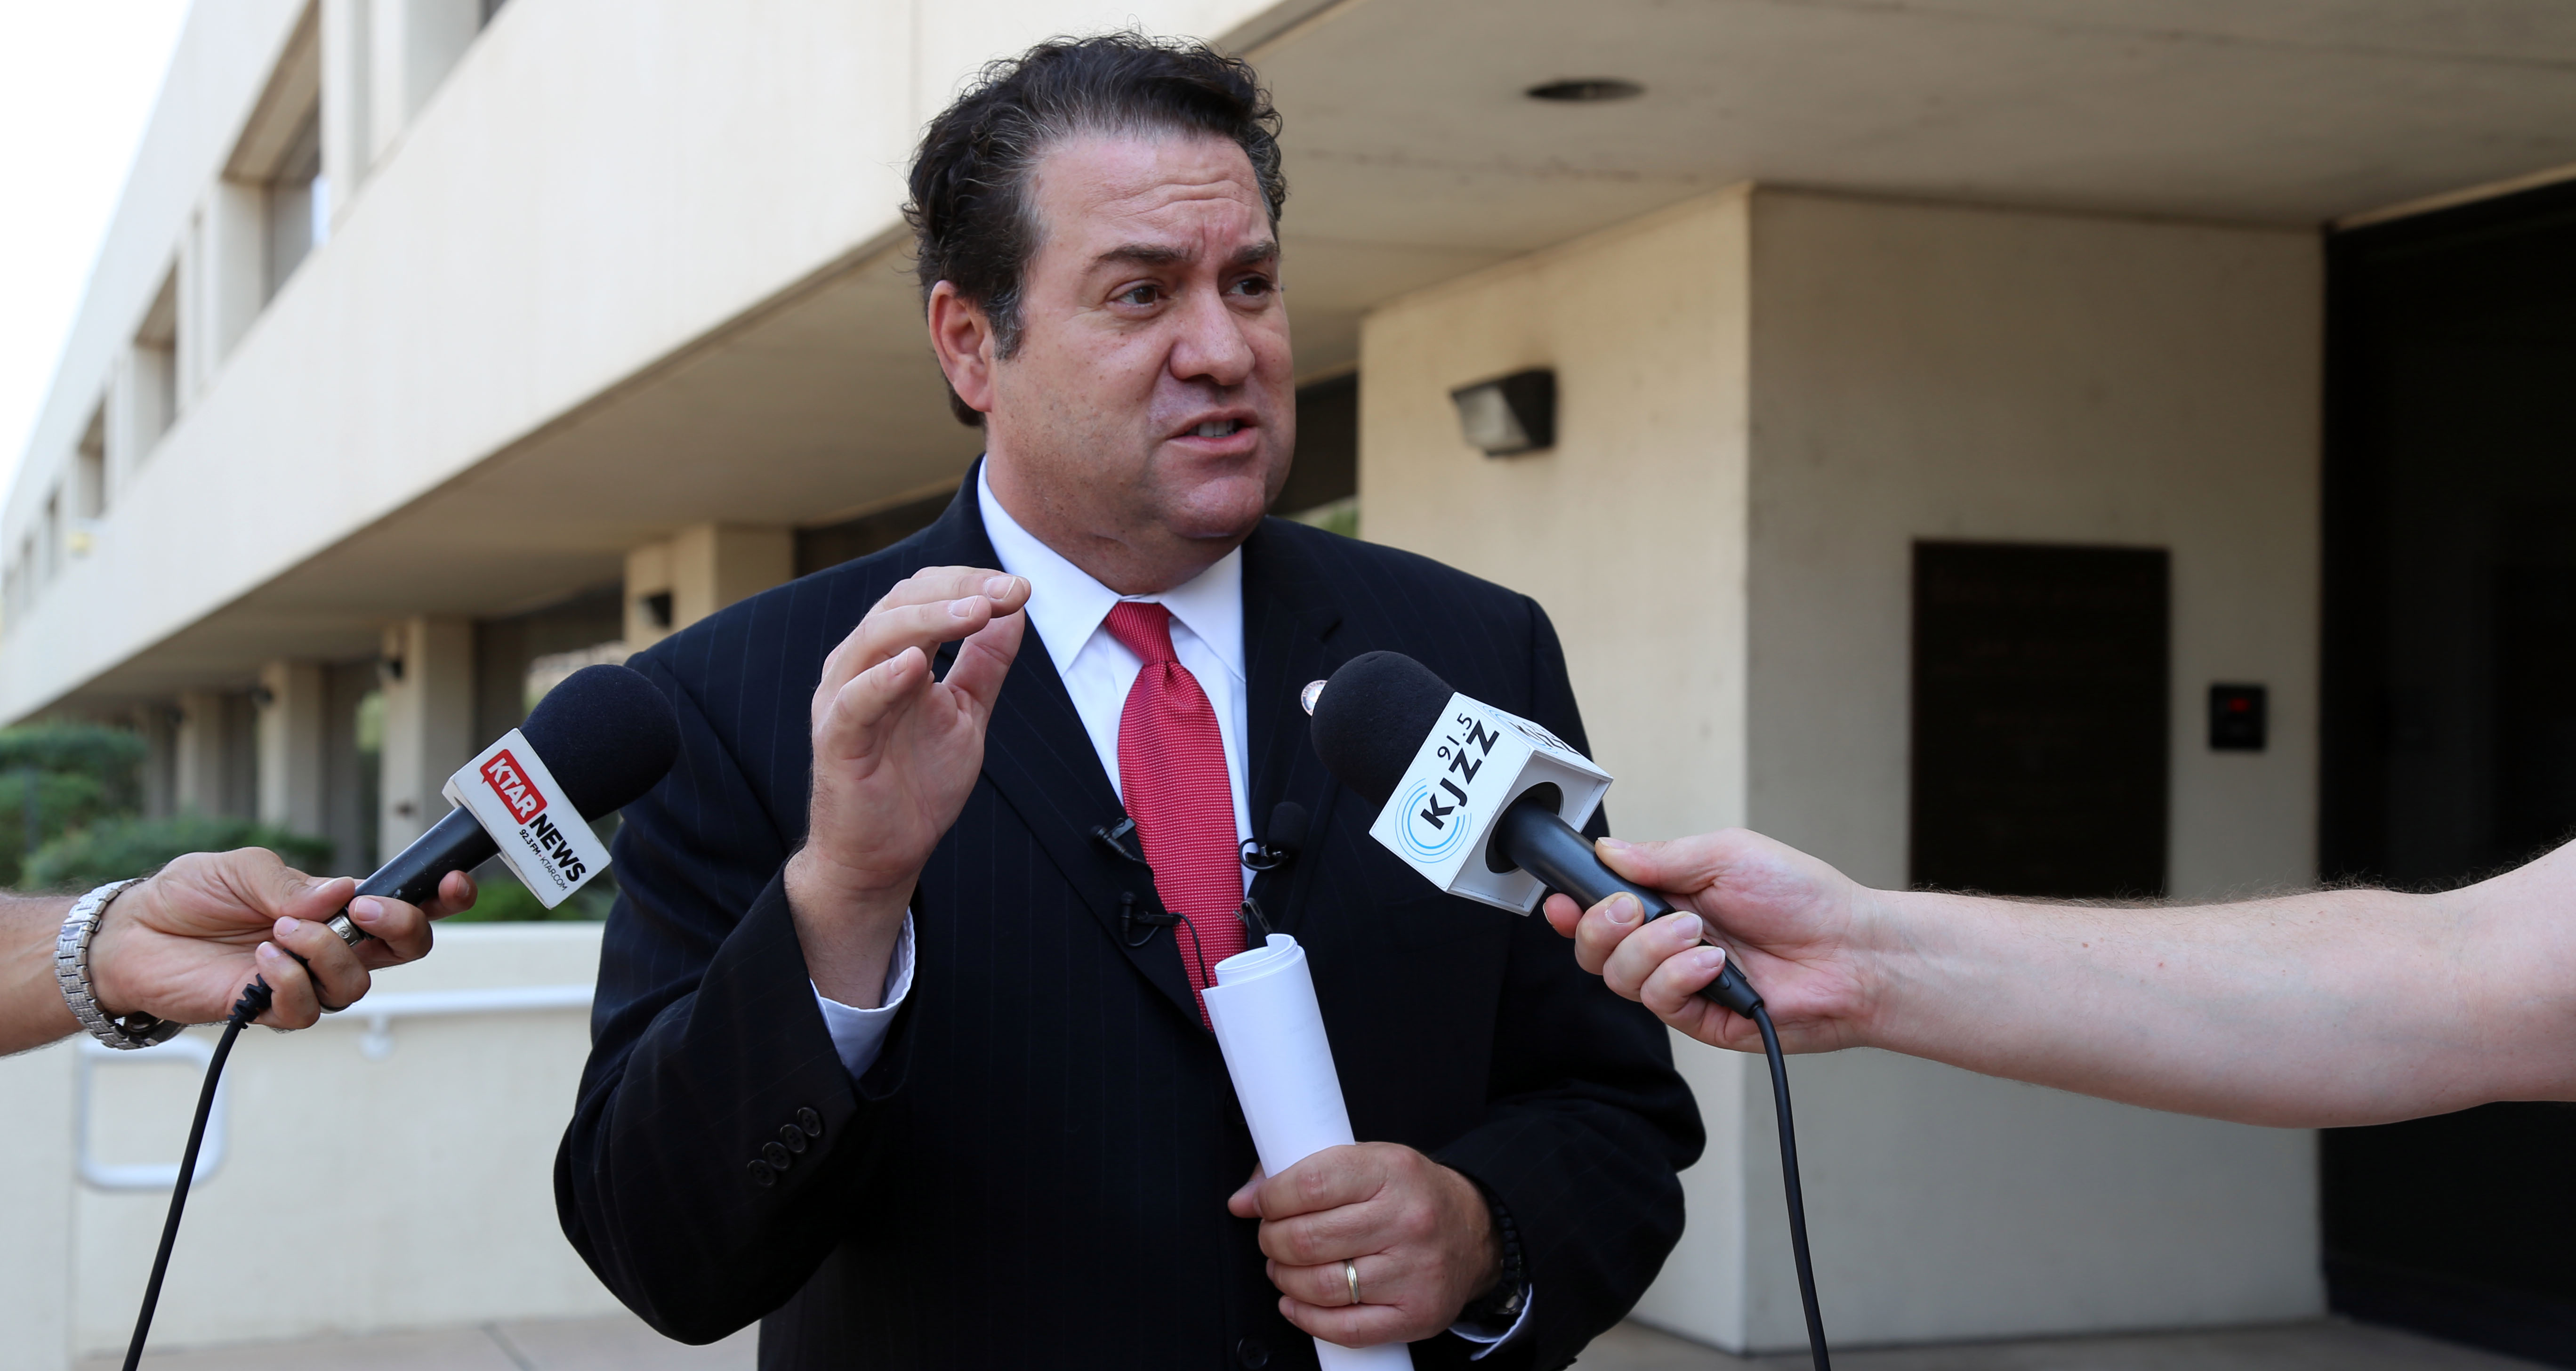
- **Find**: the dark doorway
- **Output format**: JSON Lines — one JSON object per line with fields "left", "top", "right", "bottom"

{"left": 2321, "top": 177, "right": 2576, "bottom": 1365}
{"left": 1910, "top": 541, "right": 2170, "bottom": 899}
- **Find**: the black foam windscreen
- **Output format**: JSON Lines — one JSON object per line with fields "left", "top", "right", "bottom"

{"left": 1308, "top": 651, "right": 1454, "bottom": 810}
{"left": 519, "top": 663, "right": 682, "bottom": 819}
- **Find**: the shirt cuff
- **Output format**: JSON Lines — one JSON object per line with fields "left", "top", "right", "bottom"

{"left": 1451, "top": 1283, "right": 1533, "bottom": 1359}
{"left": 811, "top": 911, "right": 917, "bottom": 1077}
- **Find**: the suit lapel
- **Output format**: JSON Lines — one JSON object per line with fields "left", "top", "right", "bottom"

{"left": 919, "top": 467, "right": 1200, "bottom": 1023}
{"left": 1238, "top": 522, "right": 1348, "bottom": 937}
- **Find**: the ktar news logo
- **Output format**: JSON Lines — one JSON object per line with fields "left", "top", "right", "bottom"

{"left": 1397, "top": 712, "right": 1502, "bottom": 863}
{"left": 481, "top": 750, "right": 548, "bottom": 823}
{"left": 525, "top": 812, "right": 589, "bottom": 885}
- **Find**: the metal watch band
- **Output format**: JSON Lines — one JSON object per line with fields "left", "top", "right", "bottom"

{"left": 54, "top": 877, "right": 183, "bottom": 1050}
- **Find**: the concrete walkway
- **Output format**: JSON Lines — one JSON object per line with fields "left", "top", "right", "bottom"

{"left": 88, "top": 1313, "right": 2542, "bottom": 1370}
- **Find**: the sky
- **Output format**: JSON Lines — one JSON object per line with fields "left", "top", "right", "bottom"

{"left": 0, "top": 0, "right": 194, "bottom": 490}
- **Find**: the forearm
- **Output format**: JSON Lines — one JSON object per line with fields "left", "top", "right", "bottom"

{"left": 0, "top": 894, "right": 78, "bottom": 1055}
{"left": 1858, "top": 868, "right": 2576, "bottom": 1126}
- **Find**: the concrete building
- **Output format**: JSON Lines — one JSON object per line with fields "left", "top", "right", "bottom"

{"left": 6, "top": 0, "right": 2576, "bottom": 1365}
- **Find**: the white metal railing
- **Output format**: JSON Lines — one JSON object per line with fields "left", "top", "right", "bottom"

{"left": 75, "top": 984, "right": 593, "bottom": 1191}
{"left": 76, "top": 1034, "right": 228, "bottom": 1192}
{"left": 349, "top": 984, "right": 594, "bottom": 1059}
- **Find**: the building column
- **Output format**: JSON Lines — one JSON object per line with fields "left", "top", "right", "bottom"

{"left": 173, "top": 689, "right": 231, "bottom": 816}
{"left": 132, "top": 703, "right": 177, "bottom": 819}
{"left": 1360, "top": 185, "right": 2323, "bottom": 1349}
{"left": 624, "top": 523, "right": 792, "bottom": 651}
{"left": 378, "top": 615, "right": 474, "bottom": 852}
{"left": 258, "top": 661, "right": 330, "bottom": 837}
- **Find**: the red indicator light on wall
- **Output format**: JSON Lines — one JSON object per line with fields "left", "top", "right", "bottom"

{"left": 2209, "top": 684, "right": 2266, "bottom": 751}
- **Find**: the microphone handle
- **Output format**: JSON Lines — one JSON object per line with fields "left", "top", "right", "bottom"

{"left": 1494, "top": 796, "right": 1765, "bottom": 1016}
{"left": 322, "top": 806, "right": 501, "bottom": 945}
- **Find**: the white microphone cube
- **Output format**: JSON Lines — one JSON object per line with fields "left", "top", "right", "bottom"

{"left": 1366, "top": 693, "right": 1610, "bottom": 913}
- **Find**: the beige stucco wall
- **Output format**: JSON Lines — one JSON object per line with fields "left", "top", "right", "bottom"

{"left": 1361, "top": 189, "right": 1761, "bottom": 1338}
{"left": 63, "top": 925, "right": 609, "bottom": 1358}
{"left": 1360, "top": 186, "right": 2324, "bottom": 1351}
{"left": 0, "top": 1042, "right": 77, "bottom": 1370}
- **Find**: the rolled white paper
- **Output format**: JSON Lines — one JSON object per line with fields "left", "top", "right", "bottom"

{"left": 1205, "top": 935, "right": 1416, "bottom": 1371}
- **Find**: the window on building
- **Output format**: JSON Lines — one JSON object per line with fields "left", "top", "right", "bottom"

{"left": 227, "top": 4, "right": 326, "bottom": 306}
{"left": 134, "top": 268, "right": 179, "bottom": 454}
{"left": 42, "top": 490, "right": 63, "bottom": 582}
{"left": 76, "top": 402, "right": 108, "bottom": 520}
{"left": 264, "top": 106, "right": 326, "bottom": 300}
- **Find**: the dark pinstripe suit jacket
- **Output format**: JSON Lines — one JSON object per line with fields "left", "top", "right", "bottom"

{"left": 555, "top": 476, "right": 1700, "bottom": 1371}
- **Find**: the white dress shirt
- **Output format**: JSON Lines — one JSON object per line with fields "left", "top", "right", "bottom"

{"left": 812, "top": 464, "right": 1525, "bottom": 1355}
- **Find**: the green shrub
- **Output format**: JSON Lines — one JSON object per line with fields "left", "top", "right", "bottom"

{"left": 0, "top": 723, "right": 145, "bottom": 809}
{"left": 0, "top": 722, "right": 149, "bottom": 887}
{"left": 447, "top": 869, "right": 618, "bottom": 923}
{"left": 24, "top": 814, "right": 335, "bottom": 893}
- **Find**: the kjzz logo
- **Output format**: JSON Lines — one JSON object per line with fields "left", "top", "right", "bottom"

{"left": 480, "top": 750, "right": 549, "bottom": 824}
{"left": 1397, "top": 712, "right": 1504, "bottom": 863}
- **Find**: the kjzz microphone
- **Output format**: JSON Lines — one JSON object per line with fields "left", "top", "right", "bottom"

{"left": 1303, "top": 651, "right": 1833, "bottom": 1371}
{"left": 117, "top": 663, "right": 682, "bottom": 1371}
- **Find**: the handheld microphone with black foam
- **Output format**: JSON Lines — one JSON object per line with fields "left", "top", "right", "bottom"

{"left": 1303, "top": 650, "right": 1762, "bottom": 1017}
{"left": 323, "top": 662, "right": 681, "bottom": 944}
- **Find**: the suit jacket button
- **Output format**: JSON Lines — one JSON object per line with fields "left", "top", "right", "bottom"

{"left": 1234, "top": 1337, "right": 1269, "bottom": 1369}
{"left": 779, "top": 1124, "right": 808, "bottom": 1154}
{"left": 747, "top": 1161, "right": 776, "bottom": 1188}
{"left": 797, "top": 1107, "right": 823, "bottom": 1138}
{"left": 762, "top": 1141, "right": 792, "bottom": 1170}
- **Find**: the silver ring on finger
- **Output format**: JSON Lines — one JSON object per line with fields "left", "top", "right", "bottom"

{"left": 1344, "top": 1258, "right": 1361, "bottom": 1307}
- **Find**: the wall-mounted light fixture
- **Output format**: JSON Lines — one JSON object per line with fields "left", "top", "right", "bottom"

{"left": 1526, "top": 78, "right": 1643, "bottom": 104}
{"left": 1449, "top": 370, "right": 1557, "bottom": 457}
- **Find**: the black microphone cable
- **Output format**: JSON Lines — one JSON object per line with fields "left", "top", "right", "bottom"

{"left": 1488, "top": 797, "right": 1832, "bottom": 1368}
{"left": 120, "top": 973, "right": 275, "bottom": 1371}
{"left": 1752, "top": 1002, "right": 1829, "bottom": 1371}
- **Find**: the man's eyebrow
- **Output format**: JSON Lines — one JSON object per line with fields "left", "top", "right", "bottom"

{"left": 1092, "top": 243, "right": 1191, "bottom": 269}
{"left": 1088, "top": 239, "right": 1281, "bottom": 271}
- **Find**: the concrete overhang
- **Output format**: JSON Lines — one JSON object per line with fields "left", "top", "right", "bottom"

{"left": 16, "top": 0, "right": 2576, "bottom": 713}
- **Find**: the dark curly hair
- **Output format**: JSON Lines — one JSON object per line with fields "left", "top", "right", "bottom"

{"left": 905, "top": 33, "right": 1287, "bottom": 426}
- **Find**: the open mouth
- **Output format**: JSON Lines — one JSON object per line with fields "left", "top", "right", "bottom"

{"left": 1191, "top": 419, "right": 1248, "bottom": 438}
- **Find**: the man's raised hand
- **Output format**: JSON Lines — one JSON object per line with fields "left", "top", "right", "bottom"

{"left": 788, "top": 567, "right": 1029, "bottom": 1005}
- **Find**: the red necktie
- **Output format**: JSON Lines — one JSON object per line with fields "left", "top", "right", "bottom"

{"left": 1103, "top": 602, "right": 1245, "bottom": 1025}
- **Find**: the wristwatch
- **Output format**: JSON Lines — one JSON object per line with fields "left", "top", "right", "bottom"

{"left": 55, "top": 877, "right": 184, "bottom": 1049}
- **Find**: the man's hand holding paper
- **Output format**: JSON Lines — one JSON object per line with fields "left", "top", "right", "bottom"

{"left": 1230, "top": 1143, "right": 1501, "bottom": 1347}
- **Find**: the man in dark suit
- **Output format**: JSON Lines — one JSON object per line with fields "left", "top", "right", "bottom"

{"left": 556, "top": 34, "right": 1699, "bottom": 1370}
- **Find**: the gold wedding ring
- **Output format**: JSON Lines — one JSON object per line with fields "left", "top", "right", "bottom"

{"left": 1344, "top": 1258, "right": 1360, "bottom": 1306}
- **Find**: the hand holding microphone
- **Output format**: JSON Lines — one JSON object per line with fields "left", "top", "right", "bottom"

{"left": 1304, "top": 651, "right": 1765, "bottom": 1017}
{"left": 1540, "top": 830, "right": 1876, "bottom": 1057}
{"left": 91, "top": 852, "right": 474, "bottom": 1033}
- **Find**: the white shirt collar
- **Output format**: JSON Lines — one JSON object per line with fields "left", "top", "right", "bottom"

{"left": 975, "top": 461, "right": 1244, "bottom": 682}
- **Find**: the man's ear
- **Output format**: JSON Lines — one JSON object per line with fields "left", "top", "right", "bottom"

{"left": 927, "top": 282, "right": 997, "bottom": 427}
